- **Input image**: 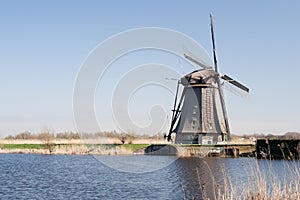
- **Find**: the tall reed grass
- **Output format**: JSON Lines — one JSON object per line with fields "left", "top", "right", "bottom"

{"left": 197, "top": 158, "right": 300, "bottom": 200}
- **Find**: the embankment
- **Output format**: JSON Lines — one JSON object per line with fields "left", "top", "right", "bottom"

{"left": 0, "top": 139, "right": 255, "bottom": 157}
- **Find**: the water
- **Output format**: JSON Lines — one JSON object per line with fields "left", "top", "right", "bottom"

{"left": 0, "top": 154, "right": 299, "bottom": 199}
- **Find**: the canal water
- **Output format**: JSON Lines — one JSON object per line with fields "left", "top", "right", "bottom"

{"left": 0, "top": 154, "right": 299, "bottom": 199}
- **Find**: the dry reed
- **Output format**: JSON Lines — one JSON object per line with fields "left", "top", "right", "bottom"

{"left": 198, "top": 158, "right": 300, "bottom": 200}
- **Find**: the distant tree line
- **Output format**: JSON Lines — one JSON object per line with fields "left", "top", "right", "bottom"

{"left": 4, "top": 131, "right": 165, "bottom": 142}
{"left": 80, "top": 131, "right": 165, "bottom": 144}
{"left": 237, "top": 132, "right": 300, "bottom": 140}
{"left": 4, "top": 131, "right": 80, "bottom": 140}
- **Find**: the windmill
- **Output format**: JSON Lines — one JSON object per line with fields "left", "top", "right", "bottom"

{"left": 166, "top": 15, "right": 249, "bottom": 144}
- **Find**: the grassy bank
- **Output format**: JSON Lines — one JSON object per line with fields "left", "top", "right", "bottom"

{"left": 118, "top": 144, "right": 150, "bottom": 151}
{"left": 0, "top": 143, "right": 151, "bottom": 155}
{"left": 0, "top": 141, "right": 256, "bottom": 156}
{"left": 2, "top": 144, "right": 45, "bottom": 149}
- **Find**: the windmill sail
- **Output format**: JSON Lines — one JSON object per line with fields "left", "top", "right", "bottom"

{"left": 221, "top": 75, "right": 249, "bottom": 93}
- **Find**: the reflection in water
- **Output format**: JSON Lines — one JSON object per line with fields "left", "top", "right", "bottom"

{"left": 94, "top": 155, "right": 178, "bottom": 173}
{"left": 173, "top": 157, "right": 227, "bottom": 200}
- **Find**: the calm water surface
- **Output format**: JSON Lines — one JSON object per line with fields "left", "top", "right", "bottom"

{"left": 0, "top": 154, "right": 299, "bottom": 199}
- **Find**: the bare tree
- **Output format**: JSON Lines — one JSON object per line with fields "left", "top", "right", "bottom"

{"left": 56, "top": 131, "right": 80, "bottom": 139}
{"left": 38, "top": 127, "right": 55, "bottom": 153}
{"left": 14, "top": 131, "right": 33, "bottom": 139}
{"left": 4, "top": 135, "right": 15, "bottom": 140}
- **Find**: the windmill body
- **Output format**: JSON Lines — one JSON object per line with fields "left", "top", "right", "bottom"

{"left": 171, "top": 69, "right": 227, "bottom": 144}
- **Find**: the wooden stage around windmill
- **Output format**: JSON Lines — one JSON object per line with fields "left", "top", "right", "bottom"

{"left": 145, "top": 139, "right": 300, "bottom": 159}
{"left": 145, "top": 143, "right": 255, "bottom": 158}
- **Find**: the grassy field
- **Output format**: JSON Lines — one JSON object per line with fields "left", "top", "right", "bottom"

{"left": 0, "top": 143, "right": 150, "bottom": 154}
{"left": 120, "top": 144, "right": 150, "bottom": 151}
{"left": 2, "top": 144, "right": 46, "bottom": 149}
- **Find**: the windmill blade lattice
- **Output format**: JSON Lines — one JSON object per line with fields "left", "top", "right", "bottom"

{"left": 221, "top": 74, "right": 249, "bottom": 93}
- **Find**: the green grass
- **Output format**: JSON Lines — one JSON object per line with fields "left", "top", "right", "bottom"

{"left": 2, "top": 144, "right": 46, "bottom": 149}
{"left": 121, "top": 144, "right": 149, "bottom": 151}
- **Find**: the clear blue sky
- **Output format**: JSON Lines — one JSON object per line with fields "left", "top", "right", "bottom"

{"left": 1, "top": 1, "right": 299, "bottom": 137}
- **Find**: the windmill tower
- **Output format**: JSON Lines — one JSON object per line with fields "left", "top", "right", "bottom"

{"left": 167, "top": 15, "right": 249, "bottom": 144}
